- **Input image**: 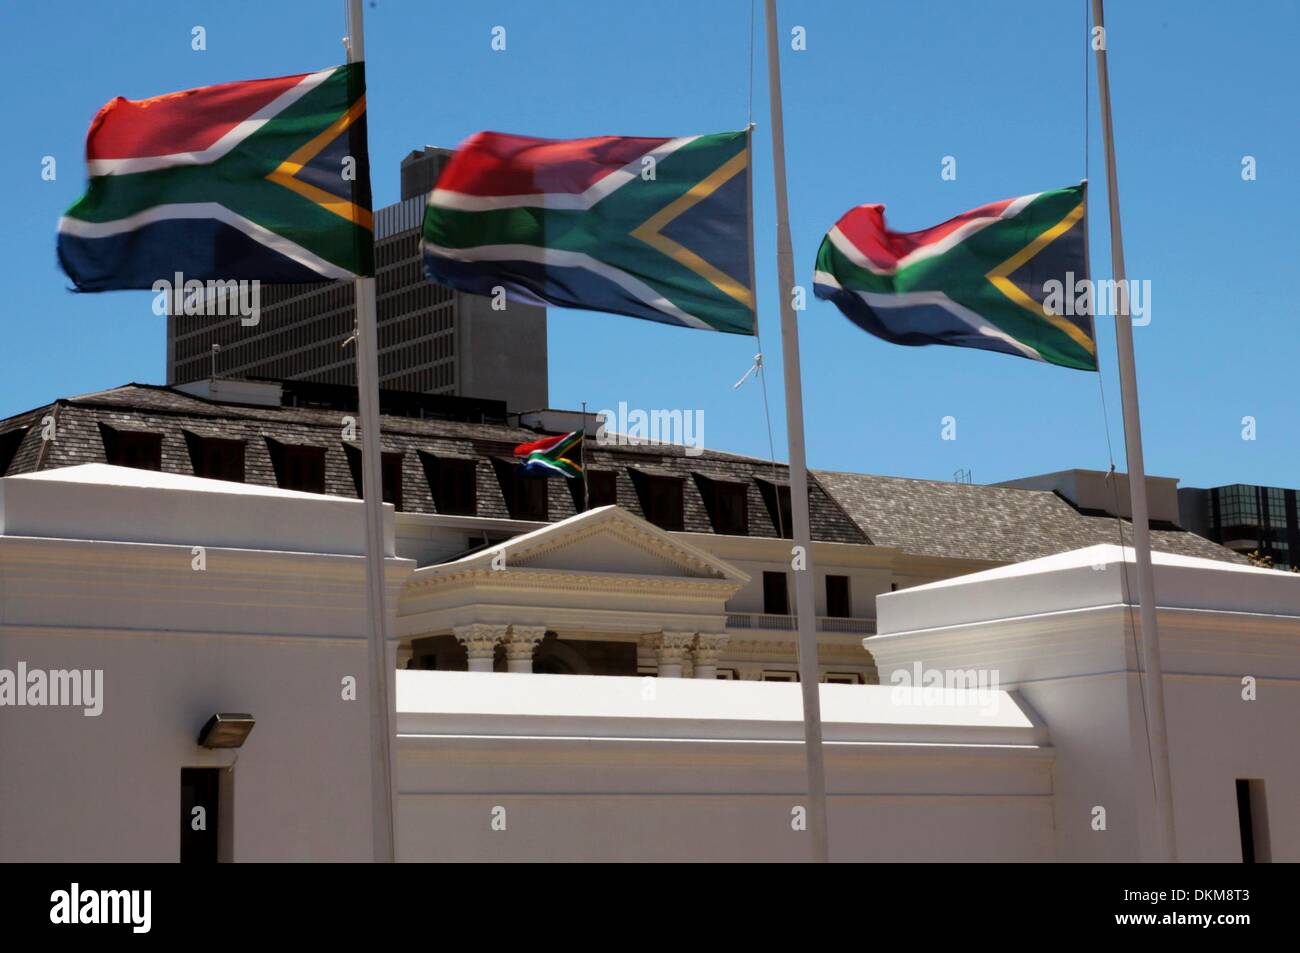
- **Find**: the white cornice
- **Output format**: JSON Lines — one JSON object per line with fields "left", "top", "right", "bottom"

{"left": 0, "top": 534, "right": 415, "bottom": 582}
{"left": 868, "top": 602, "right": 1300, "bottom": 682}
{"left": 404, "top": 565, "right": 743, "bottom": 598}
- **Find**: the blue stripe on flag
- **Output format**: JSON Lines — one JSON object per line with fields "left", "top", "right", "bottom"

{"left": 58, "top": 218, "right": 328, "bottom": 291}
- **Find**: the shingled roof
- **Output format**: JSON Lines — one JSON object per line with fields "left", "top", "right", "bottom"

{"left": 0, "top": 382, "right": 1244, "bottom": 565}
{"left": 813, "top": 469, "right": 1245, "bottom": 564}
{"left": 0, "top": 383, "right": 865, "bottom": 543}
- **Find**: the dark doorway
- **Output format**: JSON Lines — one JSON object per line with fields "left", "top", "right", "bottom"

{"left": 181, "top": 767, "right": 221, "bottom": 863}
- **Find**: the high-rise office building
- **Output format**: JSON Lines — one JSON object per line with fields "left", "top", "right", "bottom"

{"left": 1179, "top": 483, "right": 1300, "bottom": 569}
{"left": 166, "top": 147, "right": 548, "bottom": 412}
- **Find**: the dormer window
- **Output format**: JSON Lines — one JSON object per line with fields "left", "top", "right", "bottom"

{"left": 757, "top": 478, "right": 793, "bottom": 538}
{"left": 344, "top": 444, "right": 403, "bottom": 509}
{"left": 696, "top": 475, "right": 748, "bottom": 535}
{"left": 421, "top": 453, "right": 477, "bottom": 515}
{"left": 572, "top": 469, "right": 618, "bottom": 511}
{"left": 492, "top": 457, "right": 548, "bottom": 521}
{"left": 267, "top": 439, "right": 326, "bottom": 494}
{"left": 99, "top": 423, "right": 162, "bottom": 471}
{"left": 630, "top": 469, "right": 684, "bottom": 531}
{"left": 184, "top": 432, "right": 245, "bottom": 482}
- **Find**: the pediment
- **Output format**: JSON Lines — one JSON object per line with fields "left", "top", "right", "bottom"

{"left": 433, "top": 505, "right": 748, "bottom": 583}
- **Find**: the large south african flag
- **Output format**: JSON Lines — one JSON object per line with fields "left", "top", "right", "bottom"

{"left": 58, "top": 64, "right": 373, "bottom": 290}
{"left": 422, "top": 130, "right": 755, "bottom": 335}
{"left": 813, "top": 184, "right": 1096, "bottom": 370}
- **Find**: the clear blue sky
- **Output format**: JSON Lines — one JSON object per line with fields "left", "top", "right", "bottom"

{"left": 2, "top": 0, "right": 1296, "bottom": 489}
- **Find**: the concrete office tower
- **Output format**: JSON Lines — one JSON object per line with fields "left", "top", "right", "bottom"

{"left": 166, "top": 147, "right": 548, "bottom": 412}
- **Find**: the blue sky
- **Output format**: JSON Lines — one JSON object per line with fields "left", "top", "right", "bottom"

{"left": 2, "top": 0, "right": 1296, "bottom": 489}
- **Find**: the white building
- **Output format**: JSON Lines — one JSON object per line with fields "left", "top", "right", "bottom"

{"left": 2, "top": 461, "right": 1295, "bottom": 861}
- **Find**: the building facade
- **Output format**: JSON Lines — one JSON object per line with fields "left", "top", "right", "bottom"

{"left": 0, "top": 380, "right": 1245, "bottom": 687}
{"left": 2, "top": 463, "right": 1295, "bottom": 862}
{"left": 1180, "top": 483, "right": 1300, "bottom": 570}
{"left": 166, "top": 148, "right": 549, "bottom": 412}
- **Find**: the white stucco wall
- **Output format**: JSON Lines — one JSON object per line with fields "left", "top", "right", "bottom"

{"left": 870, "top": 545, "right": 1300, "bottom": 862}
{"left": 6, "top": 471, "right": 1294, "bottom": 863}
{"left": 0, "top": 466, "right": 413, "bottom": 863}
{"left": 394, "top": 671, "right": 1054, "bottom": 862}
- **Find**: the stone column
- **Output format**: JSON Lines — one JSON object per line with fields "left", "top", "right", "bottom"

{"left": 655, "top": 630, "right": 696, "bottom": 678}
{"left": 453, "top": 623, "right": 508, "bottom": 672}
{"left": 692, "top": 633, "right": 729, "bottom": 679}
{"left": 504, "top": 625, "right": 547, "bottom": 674}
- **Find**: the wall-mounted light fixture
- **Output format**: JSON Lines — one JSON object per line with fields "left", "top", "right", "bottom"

{"left": 197, "top": 713, "right": 255, "bottom": 749}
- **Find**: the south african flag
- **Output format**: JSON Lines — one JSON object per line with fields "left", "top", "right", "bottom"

{"left": 58, "top": 64, "right": 373, "bottom": 290}
{"left": 514, "top": 430, "right": 583, "bottom": 479}
{"left": 814, "top": 184, "right": 1096, "bottom": 370}
{"left": 422, "top": 130, "right": 755, "bottom": 335}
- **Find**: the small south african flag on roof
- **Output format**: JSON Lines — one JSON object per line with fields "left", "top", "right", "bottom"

{"left": 513, "top": 430, "right": 583, "bottom": 479}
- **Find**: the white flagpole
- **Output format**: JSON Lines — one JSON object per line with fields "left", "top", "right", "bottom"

{"left": 581, "top": 400, "right": 590, "bottom": 511}
{"left": 346, "top": 0, "right": 397, "bottom": 863}
{"left": 762, "top": 0, "right": 830, "bottom": 863}
{"left": 1091, "top": 0, "right": 1177, "bottom": 862}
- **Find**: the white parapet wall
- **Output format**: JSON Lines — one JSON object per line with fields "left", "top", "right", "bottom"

{"left": 0, "top": 465, "right": 414, "bottom": 862}
{"left": 869, "top": 544, "right": 1300, "bottom": 862}
{"left": 395, "top": 670, "right": 1055, "bottom": 862}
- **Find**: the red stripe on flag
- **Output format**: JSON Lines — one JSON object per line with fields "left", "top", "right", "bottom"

{"left": 513, "top": 433, "right": 568, "bottom": 457}
{"left": 436, "top": 131, "right": 673, "bottom": 197}
{"left": 835, "top": 197, "right": 1019, "bottom": 270}
{"left": 85, "top": 71, "right": 314, "bottom": 160}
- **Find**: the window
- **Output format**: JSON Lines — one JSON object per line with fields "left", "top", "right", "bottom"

{"left": 422, "top": 454, "right": 477, "bottom": 515}
{"left": 1236, "top": 779, "right": 1270, "bottom": 863}
{"left": 631, "top": 471, "right": 684, "bottom": 531}
{"left": 493, "top": 458, "right": 548, "bottom": 521}
{"left": 267, "top": 440, "right": 326, "bottom": 493}
{"left": 763, "top": 571, "right": 790, "bottom": 615}
{"left": 344, "top": 445, "right": 403, "bottom": 509}
{"left": 757, "top": 479, "right": 794, "bottom": 538}
{"left": 761, "top": 670, "right": 798, "bottom": 682}
{"left": 185, "top": 433, "right": 245, "bottom": 482}
{"left": 824, "top": 672, "right": 860, "bottom": 685}
{"left": 697, "top": 475, "right": 748, "bottom": 535}
{"left": 826, "top": 575, "right": 851, "bottom": 618}
{"left": 99, "top": 423, "right": 163, "bottom": 471}
{"left": 572, "top": 469, "right": 618, "bottom": 511}
{"left": 0, "top": 427, "right": 28, "bottom": 476}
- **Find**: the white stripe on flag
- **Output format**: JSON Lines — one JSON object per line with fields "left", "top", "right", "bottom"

{"left": 58, "top": 202, "right": 355, "bottom": 280}
{"left": 421, "top": 240, "right": 713, "bottom": 331}
{"left": 829, "top": 191, "right": 1044, "bottom": 276}
{"left": 854, "top": 289, "right": 1047, "bottom": 362}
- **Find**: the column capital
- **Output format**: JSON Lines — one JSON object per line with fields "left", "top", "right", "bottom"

{"left": 692, "top": 633, "right": 728, "bottom": 679}
{"left": 658, "top": 630, "right": 697, "bottom": 654}
{"left": 654, "top": 630, "right": 696, "bottom": 678}
{"left": 693, "top": 633, "right": 729, "bottom": 662}
{"left": 504, "top": 625, "right": 547, "bottom": 672}
{"left": 453, "top": 623, "right": 508, "bottom": 671}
